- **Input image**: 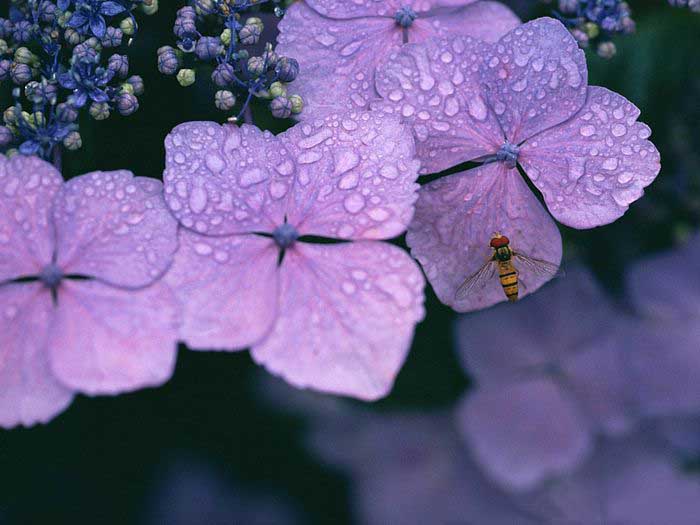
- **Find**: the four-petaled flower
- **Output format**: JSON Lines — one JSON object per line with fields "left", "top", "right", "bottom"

{"left": 374, "top": 18, "right": 660, "bottom": 311}
{"left": 58, "top": 52, "right": 115, "bottom": 107}
{"left": 276, "top": 0, "right": 520, "bottom": 119}
{"left": 66, "top": 0, "right": 127, "bottom": 38}
{"left": 0, "top": 154, "right": 180, "bottom": 428}
{"left": 162, "top": 112, "right": 425, "bottom": 400}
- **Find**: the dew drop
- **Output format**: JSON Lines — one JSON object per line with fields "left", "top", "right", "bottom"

{"left": 579, "top": 125, "right": 596, "bottom": 137}
{"left": 338, "top": 172, "right": 359, "bottom": 190}
{"left": 611, "top": 124, "right": 627, "bottom": 137}
{"left": 189, "top": 186, "right": 208, "bottom": 213}
{"left": 334, "top": 150, "right": 360, "bottom": 175}
{"left": 602, "top": 158, "right": 619, "bottom": 171}
{"left": 206, "top": 153, "right": 225, "bottom": 173}
{"left": 343, "top": 193, "right": 365, "bottom": 214}
{"left": 194, "top": 242, "right": 213, "bottom": 255}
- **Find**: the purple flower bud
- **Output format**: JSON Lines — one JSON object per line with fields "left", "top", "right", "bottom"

{"left": 239, "top": 24, "right": 261, "bottom": 46}
{"left": 116, "top": 93, "right": 139, "bottom": 116}
{"left": 0, "top": 59, "right": 11, "bottom": 81}
{"left": 11, "top": 63, "right": 32, "bottom": 85}
{"left": 63, "top": 131, "right": 82, "bottom": 151}
{"left": 195, "top": 36, "right": 222, "bottom": 61}
{"left": 127, "top": 75, "right": 144, "bottom": 96}
{"left": 108, "top": 54, "right": 129, "bottom": 79}
{"left": 102, "top": 26, "right": 123, "bottom": 47}
{"left": 173, "top": 16, "right": 197, "bottom": 40}
{"left": 177, "top": 6, "right": 196, "bottom": 20}
{"left": 56, "top": 102, "right": 79, "bottom": 123}
{"left": 0, "top": 18, "right": 10, "bottom": 39}
{"left": 39, "top": 2, "right": 58, "bottom": 23}
{"left": 247, "top": 56, "right": 265, "bottom": 77}
{"left": 0, "top": 125, "right": 13, "bottom": 147}
{"left": 270, "top": 96, "right": 292, "bottom": 119}
{"left": 211, "top": 63, "right": 235, "bottom": 87}
{"left": 157, "top": 46, "right": 180, "bottom": 75}
{"left": 64, "top": 28, "right": 81, "bottom": 46}
{"left": 214, "top": 90, "right": 236, "bottom": 111}
{"left": 275, "top": 57, "right": 299, "bottom": 83}
{"left": 13, "top": 21, "right": 33, "bottom": 44}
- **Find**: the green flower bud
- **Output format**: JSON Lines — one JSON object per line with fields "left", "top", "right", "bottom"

{"left": 28, "top": 111, "right": 46, "bottom": 128}
{"left": 14, "top": 47, "right": 34, "bottom": 65}
{"left": 246, "top": 17, "right": 264, "bottom": 31}
{"left": 220, "top": 28, "right": 232, "bottom": 46}
{"left": 63, "top": 131, "right": 82, "bottom": 151}
{"left": 120, "top": 82, "right": 135, "bottom": 95}
{"left": 0, "top": 40, "right": 8, "bottom": 55}
{"left": 89, "top": 102, "right": 110, "bottom": 120}
{"left": 177, "top": 68, "right": 196, "bottom": 87}
{"left": 269, "top": 81, "right": 286, "bottom": 98}
{"left": 64, "top": 28, "right": 81, "bottom": 46}
{"left": 3, "top": 107, "right": 18, "bottom": 125}
{"left": 120, "top": 17, "right": 136, "bottom": 36}
{"left": 584, "top": 22, "right": 599, "bottom": 39}
{"left": 215, "top": 90, "right": 236, "bottom": 111}
{"left": 142, "top": 0, "right": 159, "bottom": 15}
{"left": 289, "top": 94, "right": 304, "bottom": 115}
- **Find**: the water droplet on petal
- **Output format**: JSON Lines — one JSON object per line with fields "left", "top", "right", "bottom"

{"left": 189, "top": 185, "right": 208, "bottom": 213}
{"left": 579, "top": 125, "right": 596, "bottom": 137}
{"left": 611, "top": 124, "right": 627, "bottom": 137}
{"left": 343, "top": 193, "right": 365, "bottom": 214}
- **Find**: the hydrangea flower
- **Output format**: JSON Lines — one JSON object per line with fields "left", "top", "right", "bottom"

{"left": 162, "top": 112, "right": 425, "bottom": 400}
{"left": 455, "top": 269, "right": 637, "bottom": 491}
{"left": 66, "top": 0, "right": 127, "bottom": 39}
{"left": 511, "top": 435, "right": 700, "bottom": 523}
{"left": 624, "top": 235, "right": 700, "bottom": 420}
{"left": 306, "top": 409, "right": 540, "bottom": 525}
{"left": 0, "top": 154, "right": 179, "bottom": 428}
{"left": 374, "top": 17, "right": 660, "bottom": 311}
{"left": 276, "top": 0, "right": 520, "bottom": 118}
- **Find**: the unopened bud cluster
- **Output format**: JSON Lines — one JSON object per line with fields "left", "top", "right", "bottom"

{"left": 555, "top": 0, "right": 636, "bottom": 59}
{"left": 0, "top": 0, "right": 156, "bottom": 159}
{"left": 159, "top": 1, "right": 303, "bottom": 121}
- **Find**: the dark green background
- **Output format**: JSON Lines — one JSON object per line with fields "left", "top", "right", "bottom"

{"left": 0, "top": 2, "right": 698, "bottom": 523}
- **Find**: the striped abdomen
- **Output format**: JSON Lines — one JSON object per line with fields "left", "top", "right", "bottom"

{"left": 498, "top": 260, "right": 518, "bottom": 302}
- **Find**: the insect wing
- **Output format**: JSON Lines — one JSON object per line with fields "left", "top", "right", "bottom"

{"left": 512, "top": 252, "right": 561, "bottom": 279}
{"left": 455, "top": 260, "right": 497, "bottom": 300}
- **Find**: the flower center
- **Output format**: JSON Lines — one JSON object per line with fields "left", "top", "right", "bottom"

{"left": 39, "top": 263, "right": 63, "bottom": 288}
{"left": 394, "top": 6, "right": 418, "bottom": 28}
{"left": 273, "top": 223, "right": 299, "bottom": 249}
{"left": 496, "top": 142, "right": 520, "bottom": 169}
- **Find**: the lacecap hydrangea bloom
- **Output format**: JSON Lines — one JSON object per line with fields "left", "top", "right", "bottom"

{"left": 163, "top": 111, "right": 425, "bottom": 400}
{"left": 276, "top": 0, "right": 520, "bottom": 118}
{"left": 373, "top": 17, "right": 660, "bottom": 311}
{"left": 0, "top": 154, "right": 180, "bottom": 428}
{"left": 455, "top": 268, "right": 637, "bottom": 491}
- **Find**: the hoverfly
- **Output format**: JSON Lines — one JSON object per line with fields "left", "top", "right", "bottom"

{"left": 455, "top": 233, "right": 559, "bottom": 302}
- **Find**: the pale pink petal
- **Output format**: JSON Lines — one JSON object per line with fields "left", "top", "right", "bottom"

{"left": 0, "top": 283, "right": 74, "bottom": 428}
{"left": 621, "top": 320, "right": 700, "bottom": 417}
{"left": 49, "top": 280, "right": 179, "bottom": 395}
{"left": 305, "top": 0, "right": 403, "bottom": 18}
{"left": 280, "top": 111, "right": 420, "bottom": 240}
{"left": 163, "top": 122, "right": 290, "bottom": 235}
{"left": 0, "top": 154, "right": 62, "bottom": 281}
{"left": 456, "top": 268, "right": 618, "bottom": 381}
{"left": 625, "top": 236, "right": 700, "bottom": 320}
{"left": 457, "top": 378, "right": 593, "bottom": 491}
{"left": 277, "top": 2, "right": 398, "bottom": 118}
{"left": 407, "top": 163, "right": 562, "bottom": 312}
{"left": 53, "top": 171, "right": 178, "bottom": 288}
{"left": 373, "top": 36, "right": 503, "bottom": 174}
{"left": 421, "top": 2, "right": 520, "bottom": 43}
{"left": 520, "top": 87, "right": 660, "bottom": 229}
{"left": 481, "top": 17, "right": 588, "bottom": 144}
{"left": 252, "top": 241, "right": 425, "bottom": 400}
{"left": 165, "top": 229, "right": 278, "bottom": 351}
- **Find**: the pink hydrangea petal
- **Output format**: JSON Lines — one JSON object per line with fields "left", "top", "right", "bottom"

{"left": 407, "top": 163, "right": 562, "bottom": 312}
{"left": 165, "top": 229, "right": 278, "bottom": 351}
{"left": 520, "top": 87, "right": 660, "bottom": 229}
{"left": 625, "top": 236, "right": 700, "bottom": 320}
{"left": 53, "top": 171, "right": 178, "bottom": 288}
{"left": 164, "top": 122, "right": 290, "bottom": 235}
{"left": 373, "top": 36, "right": 504, "bottom": 174}
{"left": 0, "top": 154, "right": 62, "bottom": 281}
{"left": 421, "top": 2, "right": 520, "bottom": 43}
{"left": 49, "top": 279, "right": 179, "bottom": 395}
{"left": 280, "top": 111, "right": 420, "bottom": 240}
{"left": 456, "top": 268, "right": 618, "bottom": 381}
{"left": 481, "top": 17, "right": 588, "bottom": 144}
{"left": 0, "top": 283, "right": 74, "bottom": 428}
{"left": 457, "top": 378, "right": 593, "bottom": 491}
{"left": 277, "top": 3, "right": 398, "bottom": 118}
{"left": 621, "top": 320, "right": 700, "bottom": 417}
{"left": 251, "top": 241, "right": 425, "bottom": 400}
{"left": 305, "top": 0, "right": 403, "bottom": 18}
